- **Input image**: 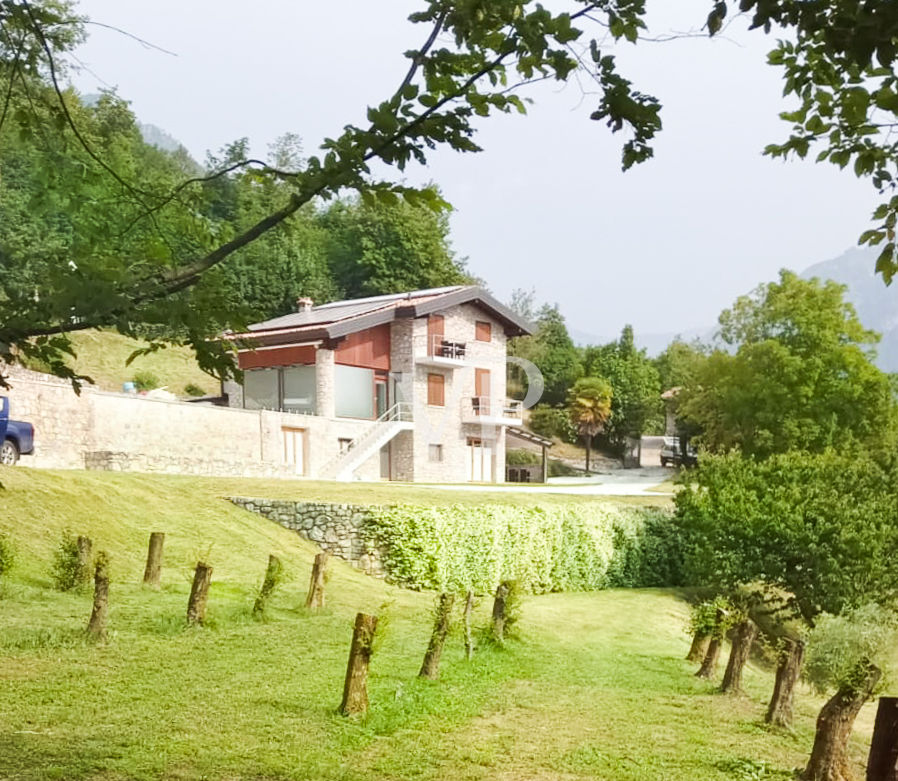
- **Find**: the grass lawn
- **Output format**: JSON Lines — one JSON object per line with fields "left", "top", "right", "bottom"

{"left": 0, "top": 468, "right": 875, "bottom": 780}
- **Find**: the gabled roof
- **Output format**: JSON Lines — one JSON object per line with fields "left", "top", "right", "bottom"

{"left": 229, "top": 285, "right": 533, "bottom": 347}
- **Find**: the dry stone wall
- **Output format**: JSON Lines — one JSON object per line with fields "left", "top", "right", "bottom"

{"left": 229, "top": 497, "right": 384, "bottom": 576}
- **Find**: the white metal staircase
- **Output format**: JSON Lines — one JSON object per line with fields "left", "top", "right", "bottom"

{"left": 320, "top": 403, "right": 414, "bottom": 481}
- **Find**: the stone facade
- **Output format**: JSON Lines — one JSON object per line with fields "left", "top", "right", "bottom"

{"left": 229, "top": 497, "right": 383, "bottom": 576}
{"left": 1, "top": 365, "right": 382, "bottom": 478}
{"left": 403, "top": 303, "right": 509, "bottom": 483}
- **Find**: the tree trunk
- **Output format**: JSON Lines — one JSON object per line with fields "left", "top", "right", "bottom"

{"left": 419, "top": 592, "right": 455, "bottom": 679}
{"left": 585, "top": 435, "right": 591, "bottom": 474}
{"left": 142, "top": 532, "right": 165, "bottom": 588}
{"left": 867, "top": 696, "right": 898, "bottom": 781}
{"left": 339, "top": 612, "right": 378, "bottom": 716}
{"left": 721, "top": 618, "right": 758, "bottom": 694}
{"left": 696, "top": 637, "right": 722, "bottom": 679}
{"left": 305, "top": 552, "right": 328, "bottom": 609}
{"left": 187, "top": 562, "right": 213, "bottom": 625}
{"left": 252, "top": 554, "right": 282, "bottom": 617}
{"left": 86, "top": 551, "right": 109, "bottom": 641}
{"left": 492, "top": 581, "right": 510, "bottom": 643}
{"left": 802, "top": 662, "right": 882, "bottom": 781}
{"left": 686, "top": 631, "right": 711, "bottom": 663}
{"left": 76, "top": 535, "right": 92, "bottom": 584}
{"left": 766, "top": 639, "right": 806, "bottom": 728}
{"left": 464, "top": 590, "right": 474, "bottom": 661}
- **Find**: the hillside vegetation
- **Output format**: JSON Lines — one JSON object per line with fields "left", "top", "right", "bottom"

{"left": 0, "top": 469, "right": 876, "bottom": 780}
{"left": 28, "top": 330, "right": 220, "bottom": 396}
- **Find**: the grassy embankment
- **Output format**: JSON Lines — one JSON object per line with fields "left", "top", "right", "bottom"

{"left": 29, "top": 330, "right": 220, "bottom": 396}
{"left": 0, "top": 468, "right": 877, "bottom": 780}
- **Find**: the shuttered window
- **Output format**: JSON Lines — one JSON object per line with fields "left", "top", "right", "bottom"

{"left": 475, "top": 321, "right": 492, "bottom": 342}
{"left": 427, "top": 373, "right": 445, "bottom": 406}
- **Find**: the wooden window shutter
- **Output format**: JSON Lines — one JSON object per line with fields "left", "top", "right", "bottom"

{"left": 427, "top": 373, "right": 445, "bottom": 406}
{"left": 475, "top": 321, "right": 492, "bottom": 342}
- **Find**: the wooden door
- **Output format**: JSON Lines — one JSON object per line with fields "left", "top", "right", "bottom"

{"left": 282, "top": 428, "right": 306, "bottom": 476}
{"left": 427, "top": 314, "right": 444, "bottom": 356}
{"left": 475, "top": 368, "right": 491, "bottom": 415}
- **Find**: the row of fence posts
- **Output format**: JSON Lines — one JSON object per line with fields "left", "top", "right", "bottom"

{"left": 76, "top": 533, "right": 514, "bottom": 718}
{"left": 687, "top": 608, "right": 898, "bottom": 780}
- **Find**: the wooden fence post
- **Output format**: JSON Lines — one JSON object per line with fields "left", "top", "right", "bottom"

{"left": 766, "top": 638, "right": 805, "bottom": 728}
{"left": 142, "top": 532, "right": 165, "bottom": 588}
{"left": 695, "top": 607, "right": 726, "bottom": 680}
{"left": 76, "top": 535, "right": 93, "bottom": 584}
{"left": 463, "top": 590, "right": 475, "bottom": 661}
{"left": 492, "top": 581, "right": 510, "bottom": 642}
{"left": 305, "top": 552, "right": 329, "bottom": 609}
{"left": 340, "top": 612, "right": 378, "bottom": 716}
{"left": 87, "top": 551, "right": 110, "bottom": 641}
{"left": 720, "top": 618, "right": 758, "bottom": 694}
{"left": 686, "top": 631, "right": 711, "bottom": 663}
{"left": 419, "top": 593, "right": 455, "bottom": 679}
{"left": 253, "top": 554, "right": 283, "bottom": 617}
{"left": 867, "top": 696, "right": 898, "bottom": 781}
{"left": 187, "top": 562, "right": 213, "bottom": 625}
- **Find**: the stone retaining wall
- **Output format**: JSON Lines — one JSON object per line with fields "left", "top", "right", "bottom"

{"left": 229, "top": 497, "right": 384, "bottom": 577}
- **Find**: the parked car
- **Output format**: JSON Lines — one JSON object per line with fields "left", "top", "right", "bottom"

{"left": 660, "top": 436, "right": 696, "bottom": 467}
{"left": 0, "top": 397, "right": 35, "bottom": 465}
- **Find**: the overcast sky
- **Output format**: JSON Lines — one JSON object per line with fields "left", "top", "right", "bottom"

{"left": 69, "top": 1, "right": 880, "bottom": 342}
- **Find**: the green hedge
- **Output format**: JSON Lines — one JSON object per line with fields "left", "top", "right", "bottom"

{"left": 364, "top": 503, "right": 681, "bottom": 593}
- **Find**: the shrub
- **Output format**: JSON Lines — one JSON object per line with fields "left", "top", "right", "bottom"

{"left": 548, "top": 458, "right": 580, "bottom": 477}
{"left": 51, "top": 531, "right": 90, "bottom": 591}
{"left": 132, "top": 370, "right": 160, "bottom": 391}
{"left": 528, "top": 405, "right": 576, "bottom": 442}
{"left": 0, "top": 532, "right": 15, "bottom": 582}
{"left": 804, "top": 604, "right": 898, "bottom": 694}
{"left": 506, "top": 448, "right": 541, "bottom": 466}
{"left": 364, "top": 503, "right": 681, "bottom": 593}
{"left": 183, "top": 383, "right": 206, "bottom": 397}
{"left": 688, "top": 596, "right": 737, "bottom": 639}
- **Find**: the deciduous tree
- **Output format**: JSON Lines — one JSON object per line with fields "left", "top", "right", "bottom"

{"left": 679, "top": 271, "right": 896, "bottom": 459}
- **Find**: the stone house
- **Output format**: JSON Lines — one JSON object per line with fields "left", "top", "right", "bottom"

{"left": 226, "top": 285, "right": 532, "bottom": 483}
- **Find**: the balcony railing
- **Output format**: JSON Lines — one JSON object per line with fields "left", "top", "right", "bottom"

{"left": 462, "top": 396, "right": 523, "bottom": 423}
{"left": 428, "top": 334, "right": 467, "bottom": 359}
{"left": 417, "top": 334, "right": 468, "bottom": 367}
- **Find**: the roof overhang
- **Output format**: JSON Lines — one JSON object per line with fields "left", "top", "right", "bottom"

{"left": 507, "top": 426, "right": 554, "bottom": 448}
{"left": 225, "top": 285, "right": 533, "bottom": 345}
{"left": 395, "top": 286, "right": 533, "bottom": 337}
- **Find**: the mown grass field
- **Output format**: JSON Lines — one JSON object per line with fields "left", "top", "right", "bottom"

{"left": 0, "top": 468, "right": 876, "bottom": 780}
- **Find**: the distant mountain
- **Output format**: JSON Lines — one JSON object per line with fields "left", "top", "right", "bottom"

{"left": 137, "top": 122, "right": 186, "bottom": 154}
{"left": 801, "top": 247, "right": 898, "bottom": 372}
{"left": 572, "top": 247, "right": 898, "bottom": 371}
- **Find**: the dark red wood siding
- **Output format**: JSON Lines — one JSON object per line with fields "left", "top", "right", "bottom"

{"left": 335, "top": 325, "right": 391, "bottom": 370}
{"left": 238, "top": 345, "right": 316, "bottom": 370}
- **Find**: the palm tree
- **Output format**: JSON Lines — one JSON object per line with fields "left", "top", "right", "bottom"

{"left": 566, "top": 377, "right": 613, "bottom": 474}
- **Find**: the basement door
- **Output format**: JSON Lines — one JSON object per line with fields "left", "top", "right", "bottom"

{"left": 466, "top": 437, "right": 493, "bottom": 482}
{"left": 282, "top": 427, "right": 306, "bottom": 476}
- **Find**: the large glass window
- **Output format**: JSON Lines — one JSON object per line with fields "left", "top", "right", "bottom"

{"left": 335, "top": 365, "right": 375, "bottom": 419}
{"left": 243, "top": 369, "right": 279, "bottom": 410}
{"left": 282, "top": 366, "right": 316, "bottom": 414}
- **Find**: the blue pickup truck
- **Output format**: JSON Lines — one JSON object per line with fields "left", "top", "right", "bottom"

{"left": 0, "top": 397, "right": 35, "bottom": 465}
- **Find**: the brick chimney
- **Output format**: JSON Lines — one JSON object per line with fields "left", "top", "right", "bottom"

{"left": 295, "top": 297, "right": 314, "bottom": 313}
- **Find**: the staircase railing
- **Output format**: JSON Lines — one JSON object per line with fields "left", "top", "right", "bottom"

{"left": 319, "top": 403, "right": 413, "bottom": 479}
